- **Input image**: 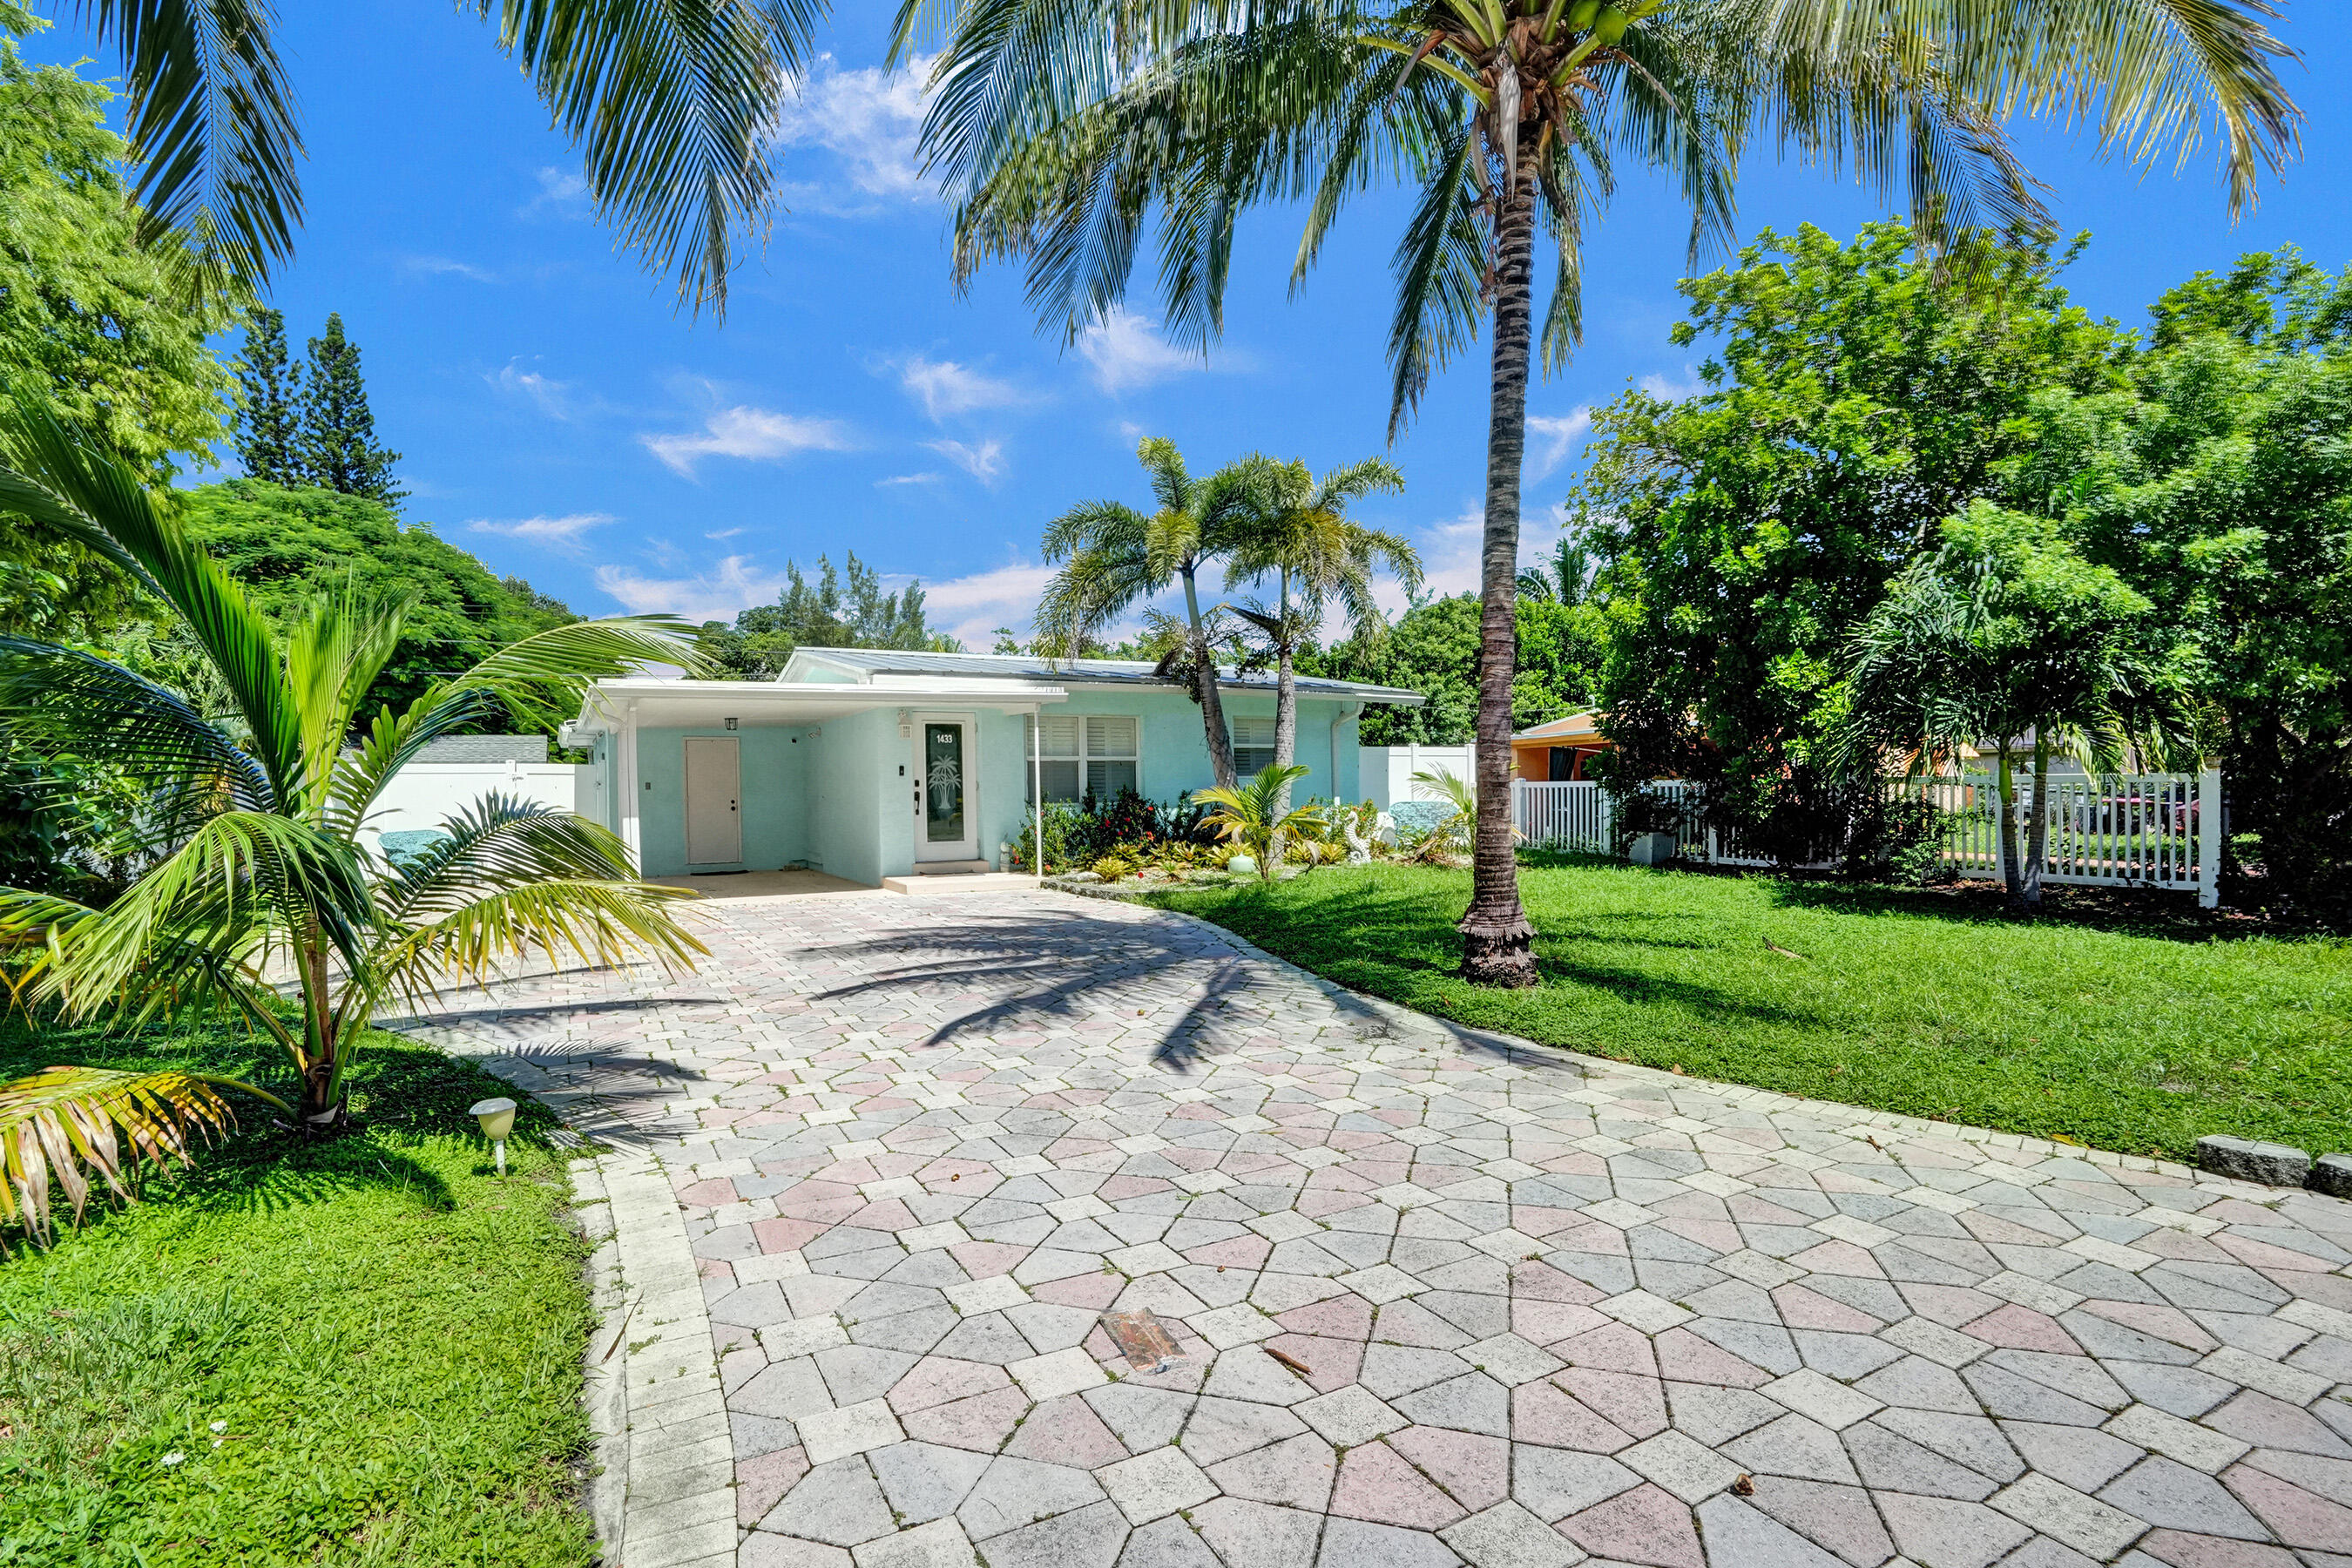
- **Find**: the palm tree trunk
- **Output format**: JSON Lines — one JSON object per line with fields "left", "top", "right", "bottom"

{"left": 1272, "top": 565, "right": 1297, "bottom": 790}
{"left": 1457, "top": 154, "right": 1538, "bottom": 988}
{"left": 297, "top": 928, "right": 341, "bottom": 1125}
{"left": 1184, "top": 564, "right": 1237, "bottom": 790}
{"left": 2024, "top": 733, "right": 2050, "bottom": 909}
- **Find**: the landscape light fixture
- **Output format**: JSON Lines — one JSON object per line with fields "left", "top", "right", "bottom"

{"left": 470, "top": 1096, "right": 517, "bottom": 1175}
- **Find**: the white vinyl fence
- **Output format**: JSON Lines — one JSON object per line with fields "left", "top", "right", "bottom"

{"left": 1513, "top": 770, "right": 2222, "bottom": 906}
{"left": 1361, "top": 745, "right": 1479, "bottom": 810}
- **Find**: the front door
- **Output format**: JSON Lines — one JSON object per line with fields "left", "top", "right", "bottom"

{"left": 914, "top": 718, "right": 977, "bottom": 862}
{"left": 684, "top": 736, "right": 742, "bottom": 864}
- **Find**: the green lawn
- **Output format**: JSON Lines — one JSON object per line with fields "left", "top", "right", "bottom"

{"left": 0, "top": 1024, "right": 598, "bottom": 1568}
{"left": 1152, "top": 860, "right": 2352, "bottom": 1161}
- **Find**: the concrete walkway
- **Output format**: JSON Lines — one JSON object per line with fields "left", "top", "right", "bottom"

{"left": 400, "top": 890, "right": 2352, "bottom": 1568}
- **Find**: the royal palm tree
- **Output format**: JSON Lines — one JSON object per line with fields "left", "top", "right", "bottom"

{"left": 1036, "top": 437, "right": 1262, "bottom": 788}
{"left": 45, "top": 0, "right": 821, "bottom": 309}
{"left": 0, "top": 400, "right": 707, "bottom": 1143}
{"left": 896, "top": 0, "right": 2299, "bottom": 983}
{"left": 1223, "top": 455, "right": 1420, "bottom": 814}
{"left": 1517, "top": 531, "right": 1597, "bottom": 605}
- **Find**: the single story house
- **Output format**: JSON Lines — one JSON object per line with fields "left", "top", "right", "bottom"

{"left": 1512, "top": 711, "right": 1612, "bottom": 781}
{"left": 559, "top": 648, "right": 1423, "bottom": 885}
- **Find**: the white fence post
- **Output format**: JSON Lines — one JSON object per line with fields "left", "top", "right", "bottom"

{"left": 2198, "top": 765, "right": 2222, "bottom": 909}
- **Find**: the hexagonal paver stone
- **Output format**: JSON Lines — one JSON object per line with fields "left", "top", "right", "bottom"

{"left": 1099, "top": 1446, "right": 1221, "bottom": 1524}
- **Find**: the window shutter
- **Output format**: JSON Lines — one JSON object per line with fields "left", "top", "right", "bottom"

{"left": 1085, "top": 715, "right": 1138, "bottom": 757}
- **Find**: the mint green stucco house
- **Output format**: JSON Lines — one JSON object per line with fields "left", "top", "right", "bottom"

{"left": 559, "top": 648, "right": 1423, "bottom": 885}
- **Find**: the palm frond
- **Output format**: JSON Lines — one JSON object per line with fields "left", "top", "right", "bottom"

{"left": 376, "top": 794, "right": 637, "bottom": 923}
{"left": 0, "top": 398, "right": 306, "bottom": 804}
{"left": 369, "top": 878, "right": 706, "bottom": 1018}
{"left": 0, "top": 1065, "right": 287, "bottom": 1240}
{"left": 471, "top": 0, "right": 823, "bottom": 316}
{"left": 445, "top": 614, "right": 706, "bottom": 732}
{"left": 71, "top": 0, "right": 305, "bottom": 297}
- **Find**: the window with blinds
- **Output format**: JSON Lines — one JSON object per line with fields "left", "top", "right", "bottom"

{"left": 1031, "top": 714, "right": 1140, "bottom": 803}
{"left": 1231, "top": 716, "right": 1277, "bottom": 778}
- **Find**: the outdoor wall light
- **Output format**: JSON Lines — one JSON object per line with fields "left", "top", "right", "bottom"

{"left": 725, "top": 717, "right": 739, "bottom": 730}
{"left": 470, "top": 1097, "right": 517, "bottom": 1175}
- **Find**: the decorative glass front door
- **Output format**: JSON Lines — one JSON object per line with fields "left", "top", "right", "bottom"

{"left": 923, "top": 722, "right": 967, "bottom": 846}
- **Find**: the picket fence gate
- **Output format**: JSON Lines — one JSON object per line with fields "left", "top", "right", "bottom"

{"left": 1511, "top": 769, "right": 2222, "bottom": 906}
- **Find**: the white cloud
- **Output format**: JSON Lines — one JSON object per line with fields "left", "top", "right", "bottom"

{"left": 925, "top": 437, "right": 1004, "bottom": 481}
{"left": 705, "top": 526, "right": 746, "bottom": 539}
{"left": 490, "top": 361, "right": 571, "bottom": 419}
{"left": 1640, "top": 367, "right": 1706, "bottom": 401}
{"left": 595, "top": 555, "right": 791, "bottom": 625}
{"left": 898, "top": 355, "right": 1023, "bottom": 420}
{"left": 469, "top": 512, "right": 612, "bottom": 549}
{"left": 402, "top": 254, "right": 495, "bottom": 282}
{"left": 524, "top": 166, "right": 590, "bottom": 217}
{"left": 774, "top": 54, "right": 935, "bottom": 202}
{"left": 1526, "top": 408, "right": 1592, "bottom": 479}
{"left": 917, "top": 561, "right": 1062, "bottom": 645}
{"left": 878, "top": 472, "right": 943, "bottom": 487}
{"left": 640, "top": 406, "right": 855, "bottom": 477}
{"left": 1076, "top": 308, "right": 1208, "bottom": 395}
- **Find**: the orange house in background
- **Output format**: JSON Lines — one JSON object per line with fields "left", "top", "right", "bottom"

{"left": 1512, "top": 712, "right": 1613, "bottom": 781}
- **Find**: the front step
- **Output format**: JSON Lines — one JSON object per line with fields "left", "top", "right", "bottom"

{"left": 880, "top": 871, "right": 1043, "bottom": 895}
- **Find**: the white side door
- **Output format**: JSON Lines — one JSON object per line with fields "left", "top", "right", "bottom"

{"left": 684, "top": 736, "right": 742, "bottom": 864}
{"left": 913, "top": 717, "right": 978, "bottom": 862}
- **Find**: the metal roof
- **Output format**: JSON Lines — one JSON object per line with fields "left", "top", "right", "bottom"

{"left": 785, "top": 648, "right": 1426, "bottom": 705}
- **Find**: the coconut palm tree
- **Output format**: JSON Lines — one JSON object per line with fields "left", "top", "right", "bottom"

{"left": 1517, "top": 531, "right": 1598, "bottom": 605}
{"left": 0, "top": 399, "right": 706, "bottom": 1149}
{"left": 45, "top": 0, "right": 821, "bottom": 309}
{"left": 895, "top": 0, "right": 2299, "bottom": 983}
{"left": 1223, "top": 455, "right": 1420, "bottom": 814}
{"left": 1036, "top": 438, "right": 1263, "bottom": 787}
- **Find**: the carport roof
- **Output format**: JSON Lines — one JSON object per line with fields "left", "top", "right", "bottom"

{"left": 562, "top": 673, "right": 1067, "bottom": 742}
{"left": 781, "top": 647, "right": 1425, "bottom": 705}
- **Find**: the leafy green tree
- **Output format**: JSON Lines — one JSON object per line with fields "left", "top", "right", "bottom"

{"left": 296, "top": 314, "right": 404, "bottom": 508}
{"left": 694, "top": 552, "right": 957, "bottom": 678}
{"left": 1838, "top": 504, "right": 2200, "bottom": 908}
{"left": 1576, "top": 224, "right": 2131, "bottom": 828}
{"left": 176, "top": 482, "right": 578, "bottom": 724}
{"left": 1314, "top": 592, "right": 1605, "bottom": 745}
{"left": 0, "top": 402, "right": 706, "bottom": 1128}
{"left": 0, "top": 39, "right": 234, "bottom": 896}
{"left": 35, "top": 1, "right": 820, "bottom": 312}
{"left": 1037, "top": 439, "right": 1267, "bottom": 789}
{"left": 1223, "top": 456, "right": 1418, "bottom": 811}
{"left": 233, "top": 304, "right": 301, "bottom": 484}
{"left": 2006, "top": 251, "right": 2352, "bottom": 916}
{"left": 904, "top": 0, "right": 2297, "bottom": 984}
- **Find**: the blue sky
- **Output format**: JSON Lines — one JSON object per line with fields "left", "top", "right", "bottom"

{"left": 26, "top": 5, "right": 2352, "bottom": 645}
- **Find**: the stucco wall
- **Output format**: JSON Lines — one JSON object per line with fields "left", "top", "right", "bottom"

{"left": 811, "top": 709, "right": 889, "bottom": 886}
{"left": 633, "top": 725, "right": 811, "bottom": 877}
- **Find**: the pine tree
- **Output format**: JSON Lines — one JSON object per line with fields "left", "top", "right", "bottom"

{"left": 297, "top": 313, "right": 405, "bottom": 508}
{"left": 233, "top": 307, "right": 301, "bottom": 484}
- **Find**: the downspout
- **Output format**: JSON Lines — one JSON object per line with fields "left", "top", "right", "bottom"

{"left": 1031, "top": 706, "right": 1044, "bottom": 882}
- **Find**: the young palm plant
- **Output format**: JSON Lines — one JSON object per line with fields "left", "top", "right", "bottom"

{"left": 1222, "top": 454, "right": 1420, "bottom": 814}
{"left": 1194, "top": 764, "right": 1326, "bottom": 882}
{"left": 897, "top": 0, "right": 2299, "bottom": 984}
{"left": 1036, "top": 437, "right": 1263, "bottom": 789}
{"left": 0, "top": 401, "right": 706, "bottom": 1153}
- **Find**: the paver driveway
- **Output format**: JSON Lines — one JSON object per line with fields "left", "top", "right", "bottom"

{"left": 407, "top": 890, "right": 2352, "bottom": 1568}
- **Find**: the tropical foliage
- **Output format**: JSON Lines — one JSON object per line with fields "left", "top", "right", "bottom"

{"left": 1194, "top": 764, "right": 1325, "bottom": 882}
{"left": 1037, "top": 438, "right": 1263, "bottom": 789}
{"left": 1310, "top": 591, "right": 1602, "bottom": 745}
{"left": 0, "top": 401, "right": 706, "bottom": 1132}
{"left": 1836, "top": 503, "right": 2203, "bottom": 907}
{"left": 0, "top": 1064, "right": 286, "bottom": 1241}
{"left": 1222, "top": 456, "right": 1419, "bottom": 808}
